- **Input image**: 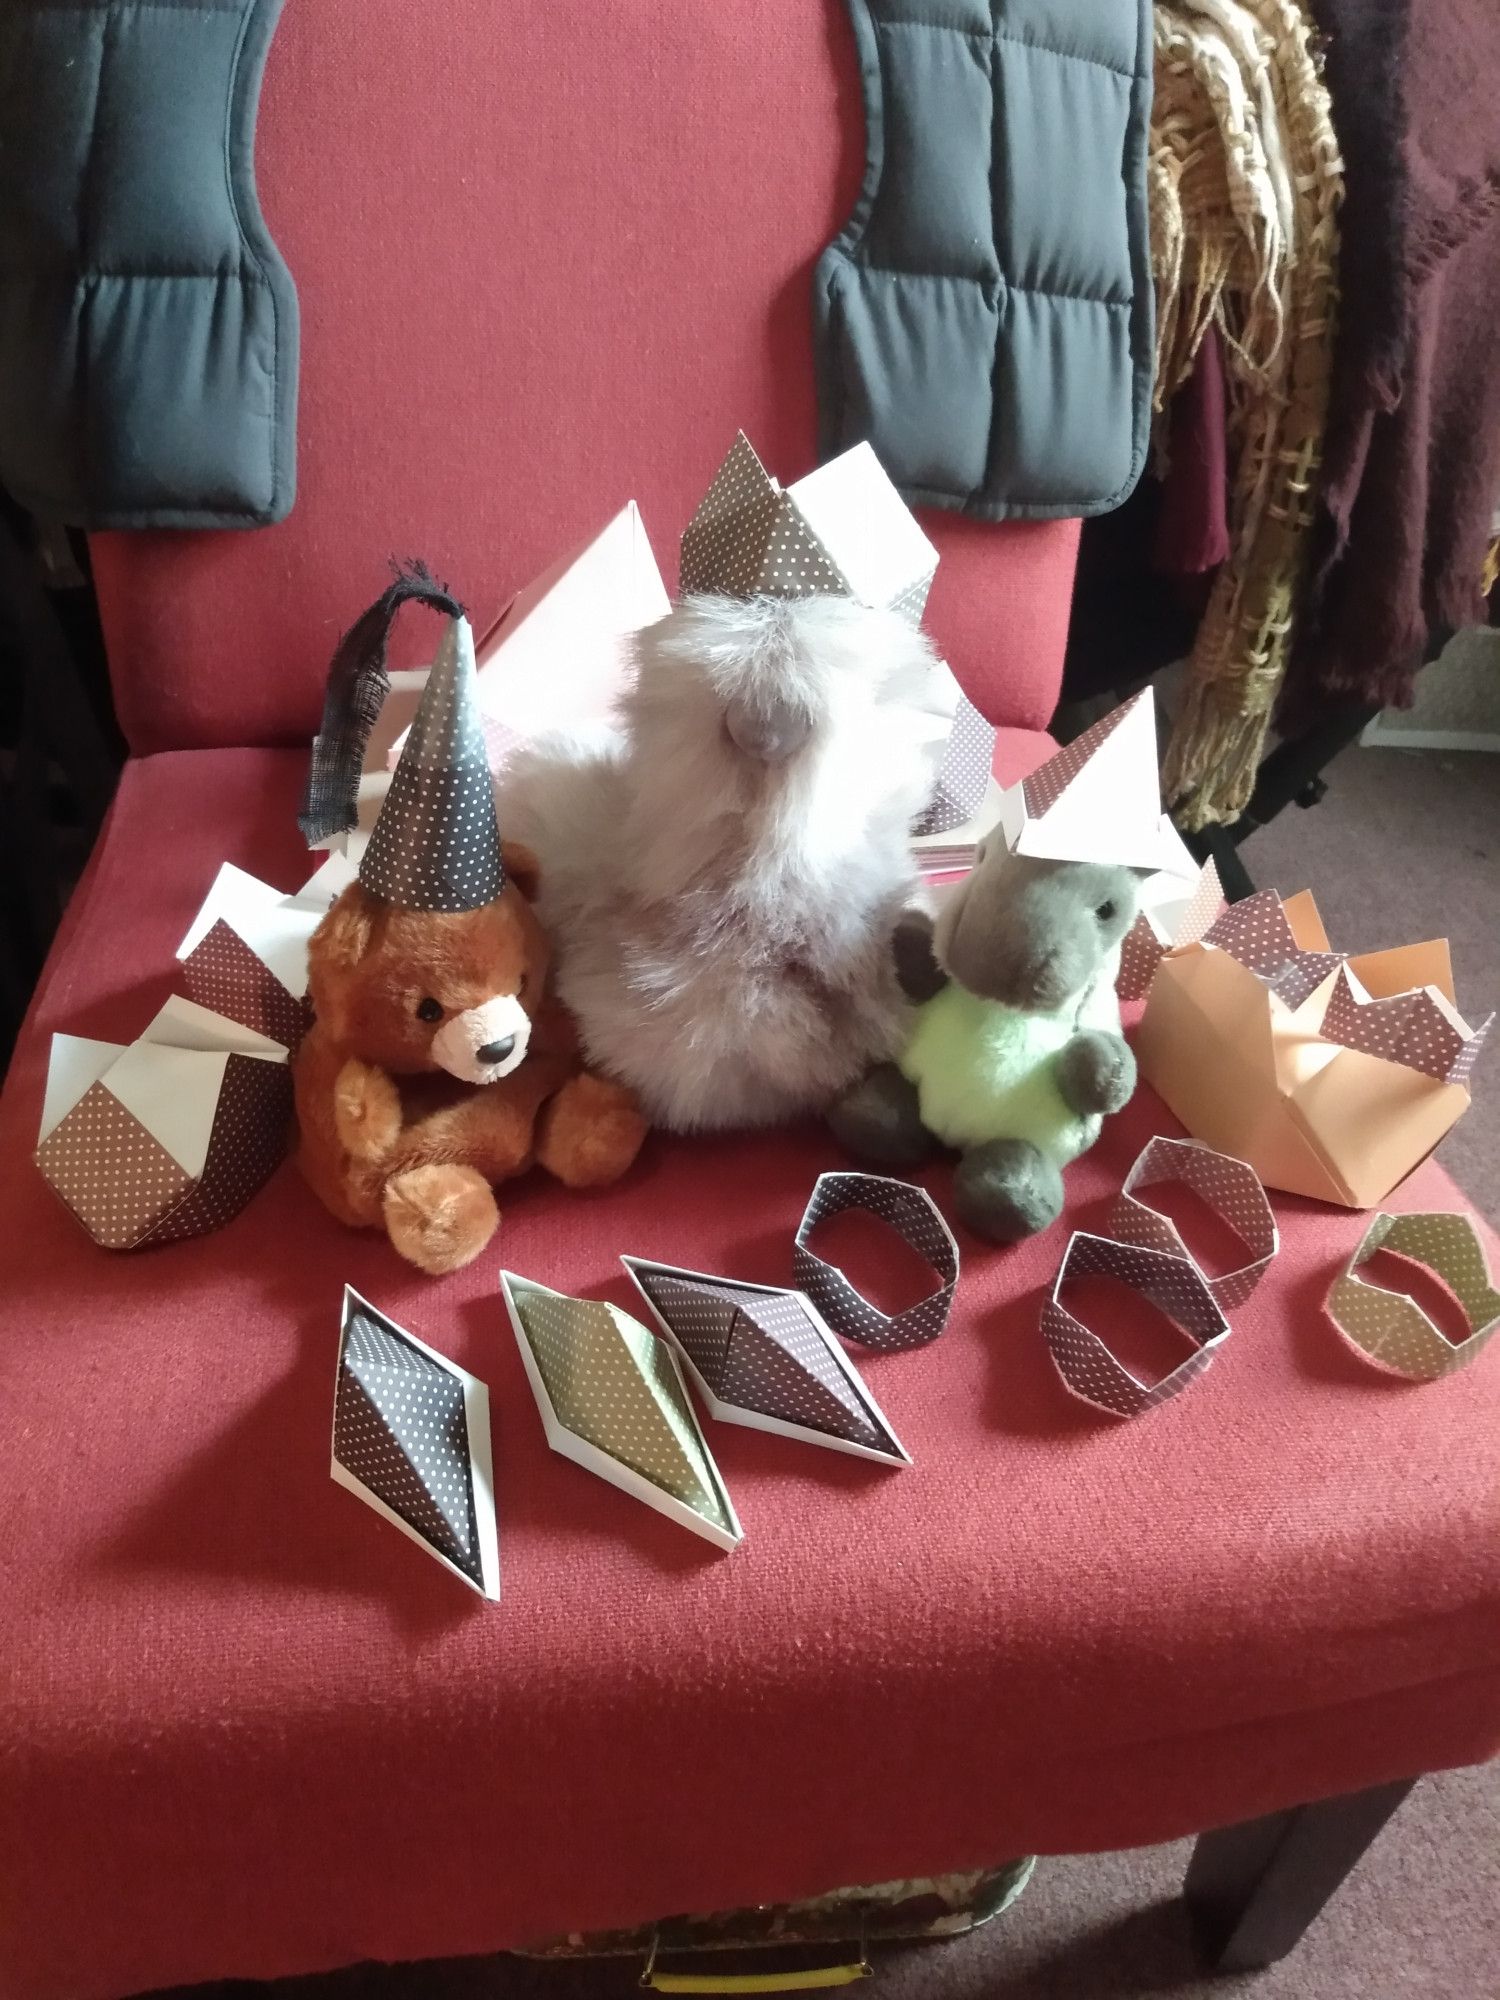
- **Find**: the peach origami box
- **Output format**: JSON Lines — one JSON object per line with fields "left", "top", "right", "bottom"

{"left": 1135, "top": 890, "right": 1491, "bottom": 1208}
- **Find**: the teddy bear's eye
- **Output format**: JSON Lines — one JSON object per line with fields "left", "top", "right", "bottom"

{"left": 1095, "top": 900, "right": 1118, "bottom": 923}
{"left": 415, "top": 997, "right": 444, "bottom": 1023}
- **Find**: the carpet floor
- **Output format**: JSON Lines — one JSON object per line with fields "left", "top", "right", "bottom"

{"left": 156, "top": 744, "right": 1500, "bottom": 2000}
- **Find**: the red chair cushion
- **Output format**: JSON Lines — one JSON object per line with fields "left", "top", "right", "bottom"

{"left": 3, "top": 737, "right": 1498, "bottom": 2000}
{"left": 87, "top": 0, "right": 1078, "bottom": 756}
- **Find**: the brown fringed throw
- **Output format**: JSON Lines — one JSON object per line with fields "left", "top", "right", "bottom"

{"left": 1150, "top": 0, "right": 1344, "bottom": 831}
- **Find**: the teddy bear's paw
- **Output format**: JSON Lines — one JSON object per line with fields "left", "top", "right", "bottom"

{"left": 536, "top": 1073, "right": 648, "bottom": 1188}
{"left": 382, "top": 1165, "right": 499, "bottom": 1275}
{"left": 334, "top": 1060, "right": 406, "bottom": 1162}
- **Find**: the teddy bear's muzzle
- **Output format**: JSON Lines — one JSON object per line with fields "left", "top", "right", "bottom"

{"left": 431, "top": 994, "right": 532, "bottom": 1086}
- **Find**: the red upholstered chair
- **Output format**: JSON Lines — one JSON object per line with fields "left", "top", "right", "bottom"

{"left": 2, "top": 9, "right": 1496, "bottom": 1998}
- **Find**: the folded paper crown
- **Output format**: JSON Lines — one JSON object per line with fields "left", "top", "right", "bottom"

{"left": 680, "top": 432, "right": 937, "bottom": 625}
{"left": 999, "top": 691, "right": 1194, "bottom": 876}
{"left": 36, "top": 998, "right": 292, "bottom": 1249}
{"left": 1137, "top": 887, "right": 1492, "bottom": 1207}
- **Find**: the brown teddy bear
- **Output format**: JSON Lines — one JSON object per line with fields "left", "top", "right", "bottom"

{"left": 294, "top": 573, "right": 646, "bottom": 1274}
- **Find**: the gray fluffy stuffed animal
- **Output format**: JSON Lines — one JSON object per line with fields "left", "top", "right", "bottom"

{"left": 501, "top": 593, "right": 945, "bottom": 1132}
{"left": 829, "top": 841, "right": 1141, "bottom": 1241}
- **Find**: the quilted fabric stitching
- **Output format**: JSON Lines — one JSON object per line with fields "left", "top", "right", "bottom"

{"left": 814, "top": 0, "right": 1152, "bottom": 522}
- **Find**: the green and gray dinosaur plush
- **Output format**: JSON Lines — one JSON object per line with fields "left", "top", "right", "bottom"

{"left": 829, "top": 843, "right": 1141, "bottom": 1242}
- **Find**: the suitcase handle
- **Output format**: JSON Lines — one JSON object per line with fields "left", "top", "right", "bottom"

{"left": 639, "top": 1930, "right": 872, "bottom": 1993}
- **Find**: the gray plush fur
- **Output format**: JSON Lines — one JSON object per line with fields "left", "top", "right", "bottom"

{"left": 501, "top": 594, "right": 942, "bottom": 1132}
{"left": 932, "top": 846, "right": 1141, "bottom": 1012}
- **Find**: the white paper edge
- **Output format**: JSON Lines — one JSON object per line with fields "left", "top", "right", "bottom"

{"left": 137, "top": 994, "right": 289, "bottom": 1060}
{"left": 99, "top": 1041, "right": 227, "bottom": 1178}
{"left": 176, "top": 861, "right": 283, "bottom": 959}
{"left": 499, "top": 1271, "right": 743, "bottom": 1552}
{"left": 620, "top": 1257, "right": 910, "bottom": 1466}
{"left": 38, "top": 1033, "right": 124, "bottom": 1144}
{"left": 331, "top": 1286, "right": 500, "bottom": 1600}
{"left": 290, "top": 849, "right": 358, "bottom": 911}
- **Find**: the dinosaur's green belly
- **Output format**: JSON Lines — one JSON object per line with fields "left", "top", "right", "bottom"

{"left": 899, "top": 984, "right": 1100, "bottom": 1164}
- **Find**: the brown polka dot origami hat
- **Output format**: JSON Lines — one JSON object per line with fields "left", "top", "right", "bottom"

{"left": 997, "top": 689, "right": 1196, "bottom": 876}
{"left": 679, "top": 431, "right": 937, "bottom": 626}
{"left": 358, "top": 613, "right": 504, "bottom": 912}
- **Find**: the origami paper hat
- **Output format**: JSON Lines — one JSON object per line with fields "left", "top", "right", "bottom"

{"left": 501, "top": 1272, "right": 742, "bottom": 1550}
{"left": 331, "top": 1288, "right": 499, "bottom": 1597}
{"left": 174, "top": 860, "right": 335, "bottom": 1050}
{"left": 997, "top": 691, "right": 1193, "bottom": 875}
{"left": 623, "top": 1257, "right": 909, "bottom": 1465}
{"left": 680, "top": 432, "right": 938, "bottom": 626}
{"left": 358, "top": 613, "right": 504, "bottom": 911}
{"left": 35, "top": 998, "right": 292, "bottom": 1250}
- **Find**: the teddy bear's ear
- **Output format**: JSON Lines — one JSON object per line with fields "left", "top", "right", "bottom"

{"left": 502, "top": 841, "right": 543, "bottom": 903}
{"left": 311, "top": 886, "right": 376, "bottom": 971}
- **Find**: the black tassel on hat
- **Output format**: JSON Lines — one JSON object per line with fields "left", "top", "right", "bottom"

{"left": 298, "top": 560, "right": 465, "bottom": 846}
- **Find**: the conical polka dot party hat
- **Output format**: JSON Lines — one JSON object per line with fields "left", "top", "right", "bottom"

{"left": 358, "top": 615, "right": 503, "bottom": 911}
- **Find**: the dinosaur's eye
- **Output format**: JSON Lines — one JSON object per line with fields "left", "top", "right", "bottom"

{"left": 416, "top": 996, "right": 444, "bottom": 1023}
{"left": 1095, "top": 900, "right": 1118, "bottom": 923}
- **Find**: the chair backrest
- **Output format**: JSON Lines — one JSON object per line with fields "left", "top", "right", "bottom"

{"left": 89, "top": 0, "right": 1077, "bottom": 756}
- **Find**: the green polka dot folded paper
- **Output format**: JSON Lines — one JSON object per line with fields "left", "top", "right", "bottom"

{"left": 501, "top": 1271, "right": 743, "bottom": 1552}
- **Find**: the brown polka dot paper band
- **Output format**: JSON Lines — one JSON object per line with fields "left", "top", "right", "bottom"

{"left": 1041, "top": 1232, "right": 1232, "bottom": 1420}
{"left": 1319, "top": 966, "right": 1493, "bottom": 1086}
{"left": 794, "top": 1172, "right": 959, "bottom": 1353}
{"left": 678, "top": 432, "right": 937, "bottom": 626}
{"left": 621, "top": 1256, "right": 909, "bottom": 1466}
{"left": 501, "top": 1271, "right": 743, "bottom": 1552}
{"left": 1109, "top": 1137, "right": 1277, "bottom": 1311}
{"left": 1325, "top": 1212, "right": 1500, "bottom": 1382}
{"left": 330, "top": 1287, "right": 499, "bottom": 1598}
{"left": 1117, "top": 858, "right": 1225, "bottom": 1003}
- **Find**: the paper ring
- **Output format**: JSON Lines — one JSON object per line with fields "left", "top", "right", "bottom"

{"left": 1325, "top": 1211, "right": 1500, "bottom": 1382}
{"left": 793, "top": 1172, "right": 959, "bottom": 1352}
{"left": 1108, "top": 1137, "right": 1277, "bottom": 1310}
{"left": 1042, "top": 1231, "right": 1231, "bottom": 1420}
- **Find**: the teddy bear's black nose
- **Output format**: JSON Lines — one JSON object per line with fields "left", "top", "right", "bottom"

{"left": 477, "top": 1037, "right": 516, "bottom": 1066}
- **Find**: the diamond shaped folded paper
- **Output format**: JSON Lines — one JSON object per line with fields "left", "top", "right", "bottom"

{"left": 622, "top": 1256, "right": 909, "bottom": 1466}
{"left": 500, "top": 1272, "right": 743, "bottom": 1552}
{"left": 1136, "top": 889, "right": 1493, "bottom": 1208}
{"left": 35, "top": 996, "right": 293, "bottom": 1249}
{"left": 331, "top": 1288, "right": 499, "bottom": 1597}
